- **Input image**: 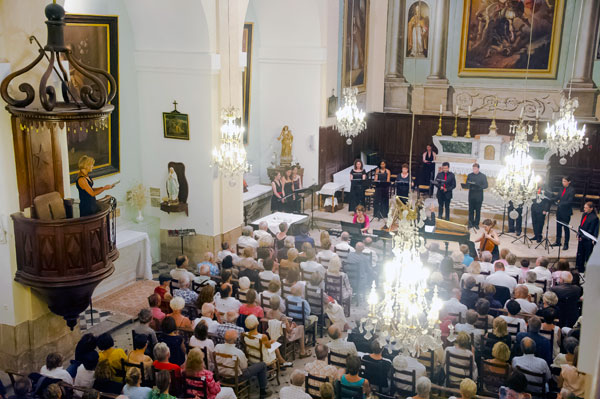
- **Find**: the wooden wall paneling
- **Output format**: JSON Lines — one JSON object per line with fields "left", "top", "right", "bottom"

{"left": 12, "top": 116, "right": 32, "bottom": 211}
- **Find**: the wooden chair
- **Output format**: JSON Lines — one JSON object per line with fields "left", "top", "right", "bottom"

{"left": 183, "top": 303, "right": 198, "bottom": 320}
{"left": 241, "top": 332, "right": 280, "bottom": 385}
{"left": 328, "top": 350, "right": 349, "bottom": 369}
{"left": 281, "top": 281, "right": 294, "bottom": 299}
{"left": 182, "top": 373, "right": 208, "bottom": 399}
{"left": 301, "top": 268, "right": 314, "bottom": 282}
{"left": 259, "top": 277, "right": 271, "bottom": 292}
{"left": 480, "top": 270, "right": 491, "bottom": 276}
{"left": 285, "top": 296, "right": 317, "bottom": 347}
{"left": 493, "top": 285, "right": 511, "bottom": 306}
{"left": 476, "top": 315, "right": 489, "bottom": 332}
{"left": 417, "top": 350, "right": 435, "bottom": 379}
{"left": 342, "top": 260, "right": 361, "bottom": 301}
{"left": 236, "top": 244, "right": 245, "bottom": 256}
{"left": 305, "top": 285, "right": 326, "bottom": 337}
{"left": 479, "top": 359, "right": 509, "bottom": 396}
{"left": 334, "top": 247, "right": 350, "bottom": 263}
{"left": 213, "top": 352, "right": 250, "bottom": 399}
{"left": 539, "top": 328, "right": 555, "bottom": 347}
{"left": 236, "top": 290, "right": 247, "bottom": 303}
{"left": 260, "top": 293, "right": 272, "bottom": 314}
{"left": 447, "top": 312, "right": 463, "bottom": 325}
{"left": 335, "top": 379, "right": 364, "bottom": 399}
{"left": 534, "top": 279, "right": 548, "bottom": 292}
{"left": 516, "top": 365, "right": 547, "bottom": 397}
{"left": 391, "top": 368, "right": 416, "bottom": 397}
{"left": 325, "top": 273, "right": 351, "bottom": 317}
{"left": 169, "top": 278, "right": 180, "bottom": 296}
{"left": 507, "top": 322, "right": 521, "bottom": 343}
{"left": 152, "top": 366, "right": 183, "bottom": 397}
{"left": 445, "top": 351, "right": 474, "bottom": 388}
{"left": 305, "top": 374, "right": 330, "bottom": 399}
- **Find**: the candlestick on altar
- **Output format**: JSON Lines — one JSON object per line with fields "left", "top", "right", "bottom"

{"left": 533, "top": 113, "right": 540, "bottom": 142}
{"left": 489, "top": 98, "right": 498, "bottom": 136}
{"left": 465, "top": 112, "right": 472, "bottom": 138}
{"left": 452, "top": 109, "right": 458, "bottom": 137}
{"left": 435, "top": 108, "right": 443, "bottom": 136}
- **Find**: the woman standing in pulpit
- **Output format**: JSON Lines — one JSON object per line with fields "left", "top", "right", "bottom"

{"left": 76, "top": 155, "right": 115, "bottom": 217}
{"left": 282, "top": 167, "right": 295, "bottom": 212}
{"left": 395, "top": 163, "right": 411, "bottom": 204}
{"left": 373, "top": 160, "right": 391, "bottom": 220}
{"left": 271, "top": 171, "right": 285, "bottom": 212}
{"left": 348, "top": 159, "right": 367, "bottom": 213}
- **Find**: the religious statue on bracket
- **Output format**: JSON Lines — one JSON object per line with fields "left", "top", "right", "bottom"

{"left": 160, "top": 162, "right": 189, "bottom": 216}
{"left": 278, "top": 125, "right": 294, "bottom": 166}
{"left": 166, "top": 167, "right": 180, "bottom": 204}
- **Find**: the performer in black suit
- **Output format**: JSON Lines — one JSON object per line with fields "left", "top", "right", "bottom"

{"left": 576, "top": 201, "right": 599, "bottom": 272}
{"left": 434, "top": 162, "right": 456, "bottom": 221}
{"left": 531, "top": 185, "right": 551, "bottom": 242}
{"left": 552, "top": 176, "right": 575, "bottom": 250}
{"left": 373, "top": 160, "right": 391, "bottom": 219}
{"left": 507, "top": 202, "right": 523, "bottom": 236}
{"left": 466, "top": 163, "right": 488, "bottom": 228}
{"left": 348, "top": 159, "right": 367, "bottom": 213}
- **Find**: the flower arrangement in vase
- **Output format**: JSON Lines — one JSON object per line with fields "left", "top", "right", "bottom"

{"left": 127, "top": 183, "right": 147, "bottom": 222}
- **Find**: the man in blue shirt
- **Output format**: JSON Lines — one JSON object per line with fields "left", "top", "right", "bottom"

{"left": 514, "top": 316, "right": 552, "bottom": 365}
{"left": 294, "top": 224, "right": 315, "bottom": 251}
{"left": 286, "top": 285, "right": 311, "bottom": 323}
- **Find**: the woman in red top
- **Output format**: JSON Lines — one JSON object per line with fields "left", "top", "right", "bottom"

{"left": 183, "top": 348, "right": 236, "bottom": 399}
{"left": 352, "top": 205, "right": 370, "bottom": 233}
{"left": 238, "top": 289, "right": 264, "bottom": 319}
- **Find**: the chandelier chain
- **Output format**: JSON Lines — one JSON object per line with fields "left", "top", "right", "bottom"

{"left": 568, "top": 0, "right": 585, "bottom": 99}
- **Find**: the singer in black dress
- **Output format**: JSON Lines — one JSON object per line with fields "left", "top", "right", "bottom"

{"left": 348, "top": 159, "right": 367, "bottom": 213}
{"left": 395, "top": 163, "right": 411, "bottom": 204}
{"left": 373, "top": 160, "right": 391, "bottom": 219}
{"left": 291, "top": 166, "right": 302, "bottom": 212}
{"left": 271, "top": 171, "right": 285, "bottom": 212}
{"left": 420, "top": 144, "right": 437, "bottom": 192}
{"left": 282, "top": 168, "right": 295, "bottom": 212}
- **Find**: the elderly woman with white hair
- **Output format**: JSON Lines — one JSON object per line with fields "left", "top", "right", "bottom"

{"left": 265, "top": 295, "right": 310, "bottom": 359}
{"left": 326, "top": 255, "right": 352, "bottom": 302}
{"left": 408, "top": 376, "right": 432, "bottom": 399}
{"left": 237, "top": 225, "right": 258, "bottom": 249}
{"left": 152, "top": 342, "right": 182, "bottom": 376}
{"left": 254, "top": 221, "right": 271, "bottom": 241}
{"left": 459, "top": 261, "right": 486, "bottom": 286}
{"left": 168, "top": 296, "right": 192, "bottom": 329}
{"left": 244, "top": 315, "right": 292, "bottom": 368}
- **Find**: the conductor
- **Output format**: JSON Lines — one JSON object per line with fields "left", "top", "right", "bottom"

{"left": 552, "top": 176, "right": 575, "bottom": 251}
{"left": 434, "top": 162, "right": 456, "bottom": 221}
{"left": 466, "top": 163, "right": 488, "bottom": 229}
{"left": 576, "top": 201, "right": 599, "bottom": 273}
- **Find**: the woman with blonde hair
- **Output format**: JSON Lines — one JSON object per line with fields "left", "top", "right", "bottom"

{"left": 317, "top": 234, "right": 335, "bottom": 266}
{"left": 265, "top": 295, "right": 310, "bottom": 358}
{"left": 279, "top": 247, "right": 299, "bottom": 279}
{"left": 460, "top": 261, "right": 486, "bottom": 286}
{"left": 483, "top": 317, "right": 511, "bottom": 359}
{"left": 122, "top": 367, "right": 151, "bottom": 399}
{"left": 76, "top": 155, "right": 115, "bottom": 217}
{"left": 452, "top": 378, "right": 477, "bottom": 399}
{"left": 183, "top": 348, "right": 236, "bottom": 399}
{"left": 482, "top": 342, "right": 511, "bottom": 393}
{"left": 326, "top": 255, "right": 352, "bottom": 302}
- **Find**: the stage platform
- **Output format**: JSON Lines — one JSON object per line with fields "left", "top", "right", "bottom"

{"left": 309, "top": 201, "right": 580, "bottom": 262}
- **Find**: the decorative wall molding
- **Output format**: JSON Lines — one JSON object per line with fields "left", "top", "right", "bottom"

{"left": 257, "top": 46, "right": 327, "bottom": 65}
{"left": 134, "top": 50, "right": 220, "bottom": 75}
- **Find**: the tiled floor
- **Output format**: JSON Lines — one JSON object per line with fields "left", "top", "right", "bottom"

{"left": 78, "top": 308, "right": 113, "bottom": 331}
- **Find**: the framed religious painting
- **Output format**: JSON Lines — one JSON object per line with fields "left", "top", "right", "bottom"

{"left": 458, "top": 0, "right": 565, "bottom": 78}
{"left": 406, "top": 0, "right": 429, "bottom": 58}
{"left": 341, "top": 0, "right": 369, "bottom": 92}
{"left": 163, "top": 103, "right": 190, "bottom": 140}
{"left": 64, "top": 14, "right": 120, "bottom": 183}
{"left": 242, "top": 23, "right": 253, "bottom": 144}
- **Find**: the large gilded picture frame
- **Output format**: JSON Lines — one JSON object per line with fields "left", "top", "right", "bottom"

{"left": 64, "top": 14, "right": 119, "bottom": 183}
{"left": 458, "top": 0, "right": 564, "bottom": 78}
{"left": 242, "top": 23, "right": 253, "bottom": 144}
{"left": 342, "top": 0, "right": 369, "bottom": 92}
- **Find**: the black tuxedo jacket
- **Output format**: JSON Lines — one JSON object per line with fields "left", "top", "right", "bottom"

{"left": 578, "top": 211, "right": 599, "bottom": 241}
{"left": 434, "top": 171, "right": 456, "bottom": 200}
{"left": 555, "top": 186, "right": 575, "bottom": 220}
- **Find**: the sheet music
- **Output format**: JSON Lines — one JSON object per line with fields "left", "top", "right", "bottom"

{"left": 580, "top": 228, "right": 598, "bottom": 243}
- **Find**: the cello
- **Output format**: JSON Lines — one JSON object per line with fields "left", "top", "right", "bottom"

{"left": 479, "top": 219, "right": 497, "bottom": 257}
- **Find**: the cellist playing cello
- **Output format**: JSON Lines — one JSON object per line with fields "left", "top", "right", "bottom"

{"left": 476, "top": 219, "right": 500, "bottom": 262}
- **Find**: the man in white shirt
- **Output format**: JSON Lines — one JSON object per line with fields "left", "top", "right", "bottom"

{"left": 253, "top": 221, "right": 271, "bottom": 241}
{"left": 486, "top": 262, "right": 518, "bottom": 294}
{"left": 524, "top": 271, "right": 543, "bottom": 302}
{"left": 300, "top": 247, "right": 326, "bottom": 278}
{"left": 237, "top": 226, "right": 259, "bottom": 249}
{"left": 334, "top": 232, "right": 355, "bottom": 253}
{"left": 326, "top": 325, "right": 357, "bottom": 366}
{"left": 40, "top": 353, "right": 73, "bottom": 384}
{"left": 280, "top": 370, "right": 312, "bottom": 399}
{"left": 506, "top": 285, "right": 538, "bottom": 314}
{"left": 478, "top": 251, "right": 495, "bottom": 274}
{"left": 454, "top": 310, "right": 485, "bottom": 347}
{"left": 500, "top": 300, "right": 527, "bottom": 334}
{"left": 512, "top": 338, "right": 551, "bottom": 394}
{"left": 170, "top": 255, "right": 196, "bottom": 286}
{"left": 215, "top": 330, "right": 271, "bottom": 398}
{"left": 442, "top": 289, "right": 468, "bottom": 318}
{"left": 362, "top": 236, "right": 378, "bottom": 268}
{"left": 192, "top": 303, "right": 220, "bottom": 333}
{"left": 217, "top": 242, "right": 240, "bottom": 263}
{"left": 532, "top": 256, "right": 552, "bottom": 283}
{"left": 214, "top": 284, "right": 241, "bottom": 315}
{"left": 504, "top": 253, "right": 522, "bottom": 281}
{"left": 73, "top": 352, "right": 98, "bottom": 390}
{"left": 258, "top": 258, "right": 280, "bottom": 287}
{"left": 426, "top": 242, "right": 444, "bottom": 266}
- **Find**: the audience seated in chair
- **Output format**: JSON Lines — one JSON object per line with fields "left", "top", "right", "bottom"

{"left": 266, "top": 295, "right": 309, "bottom": 358}
{"left": 550, "top": 271, "right": 583, "bottom": 328}
{"left": 339, "top": 355, "right": 370, "bottom": 397}
{"left": 512, "top": 337, "right": 550, "bottom": 394}
{"left": 481, "top": 341, "right": 511, "bottom": 393}
{"left": 150, "top": 370, "right": 176, "bottom": 399}
{"left": 73, "top": 352, "right": 99, "bottom": 390}
{"left": 483, "top": 317, "right": 511, "bottom": 359}
{"left": 553, "top": 337, "right": 578, "bottom": 367}
{"left": 514, "top": 316, "right": 553, "bottom": 365}
{"left": 327, "top": 325, "right": 357, "bottom": 366}
{"left": 41, "top": 353, "right": 73, "bottom": 385}
{"left": 170, "top": 255, "right": 195, "bottom": 286}
{"left": 407, "top": 376, "right": 431, "bottom": 399}
{"left": 454, "top": 310, "right": 484, "bottom": 348}
{"left": 500, "top": 300, "right": 527, "bottom": 334}
{"left": 152, "top": 342, "right": 182, "bottom": 378}
{"left": 450, "top": 378, "right": 477, "bottom": 399}
{"left": 304, "top": 344, "right": 338, "bottom": 395}
{"left": 237, "top": 226, "right": 258, "bottom": 249}
{"left": 218, "top": 242, "right": 240, "bottom": 263}
{"left": 239, "top": 289, "right": 263, "bottom": 318}
{"left": 197, "top": 251, "right": 220, "bottom": 277}
{"left": 215, "top": 329, "right": 272, "bottom": 398}
{"left": 558, "top": 346, "right": 585, "bottom": 398}
{"left": 442, "top": 288, "right": 468, "bottom": 319}
{"left": 167, "top": 296, "right": 192, "bottom": 330}
{"left": 122, "top": 367, "right": 152, "bottom": 399}
{"left": 460, "top": 277, "right": 479, "bottom": 309}
{"left": 134, "top": 308, "right": 159, "bottom": 348}
{"left": 155, "top": 274, "right": 173, "bottom": 302}
{"left": 485, "top": 262, "right": 517, "bottom": 294}
{"left": 127, "top": 333, "right": 153, "bottom": 374}
{"left": 280, "top": 369, "right": 311, "bottom": 399}
{"left": 182, "top": 347, "right": 236, "bottom": 399}
{"left": 97, "top": 333, "right": 127, "bottom": 383}
{"left": 193, "top": 303, "right": 219, "bottom": 333}
{"left": 460, "top": 261, "right": 485, "bottom": 286}
{"left": 244, "top": 314, "right": 291, "bottom": 367}
{"left": 482, "top": 284, "right": 502, "bottom": 310}
{"left": 524, "top": 271, "right": 543, "bottom": 301}
{"left": 258, "top": 258, "right": 280, "bottom": 288}
{"left": 215, "top": 284, "right": 241, "bottom": 316}
{"left": 326, "top": 255, "right": 353, "bottom": 302}
{"left": 159, "top": 316, "right": 187, "bottom": 366}
{"left": 216, "top": 310, "right": 244, "bottom": 340}
{"left": 361, "top": 341, "right": 392, "bottom": 393}
{"left": 444, "top": 332, "right": 477, "bottom": 385}
{"left": 334, "top": 232, "right": 355, "bottom": 253}
{"left": 189, "top": 321, "right": 215, "bottom": 370}
{"left": 509, "top": 285, "right": 538, "bottom": 314}
{"left": 92, "top": 360, "right": 123, "bottom": 395}
{"left": 474, "top": 298, "right": 493, "bottom": 330}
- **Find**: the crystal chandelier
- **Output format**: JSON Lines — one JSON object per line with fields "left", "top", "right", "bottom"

{"left": 545, "top": 97, "right": 587, "bottom": 165}
{"left": 494, "top": 117, "right": 539, "bottom": 208}
{"left": 211, "top": 107, "right": 250, "bottom": 177}
{"left": 359, "top": 198, "right": 443, "bottom": 356}
{"left": 336, "top": 87, "right": 366, "bottom": 145}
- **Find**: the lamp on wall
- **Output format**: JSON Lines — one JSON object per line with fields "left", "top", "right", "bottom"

{"left": 336, "top": 0, "right": 366, "bottom": 145}
{"left": 211, "top": 0, "right": 250, "bottom": 178}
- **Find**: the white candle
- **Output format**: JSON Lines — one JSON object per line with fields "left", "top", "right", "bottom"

{"left": 440, "top": 104, "right": 443, "bottom": 114}
{"left": 455, "top": 105, "right": 459, "bottom": 115}
{"left": 468, "top": 105, "right": 471, "bottom": 115}
{"left": 536, "top": 108, "right": 539, "bottom": 119}
{"left": 520, "top": 107, "right": 524, "bottom": 118}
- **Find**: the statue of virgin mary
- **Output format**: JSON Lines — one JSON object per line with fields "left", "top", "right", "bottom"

{"left": 166, "top": 167, "right": 179, "bottom": 204}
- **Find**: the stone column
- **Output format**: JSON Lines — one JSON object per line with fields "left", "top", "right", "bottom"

{"left": 384, "top": 0, "right": 411, "bottom": 113}
{"left": 421, "top": 0, "right": 450, "bottom": 114}
{"left": 566, "top": 0, "right": 599, "bottom": 117}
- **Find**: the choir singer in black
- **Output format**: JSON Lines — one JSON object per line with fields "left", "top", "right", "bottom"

{"left": 552, "top": 176, "right": 575, "bottom": 250}
{"left": 434, "top": 162, "right": 456, "bottom": 221}
{"left": 531, "top": 184, "right": 551, "bottom": 243}
{"left": 466, "top": 163, "right": 488, "bottom": 228}
{"left": 576, "top": 201, "right": 599, "bottom": 273}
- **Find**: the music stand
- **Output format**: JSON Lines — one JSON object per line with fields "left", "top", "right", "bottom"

{"left": 168, "top": 229, "right": 197, "bottom": 254}
{"left": 340, "top": 220, "right": 364, "bottom": 237}
{"left": 498, "top": 204, "right": 517, "bottom": 239}
{"left": 373, "top": 229, "right": 392, "bottom": 260}
{"left": 535, "top": 207, "right": 553, "bottom": 253}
